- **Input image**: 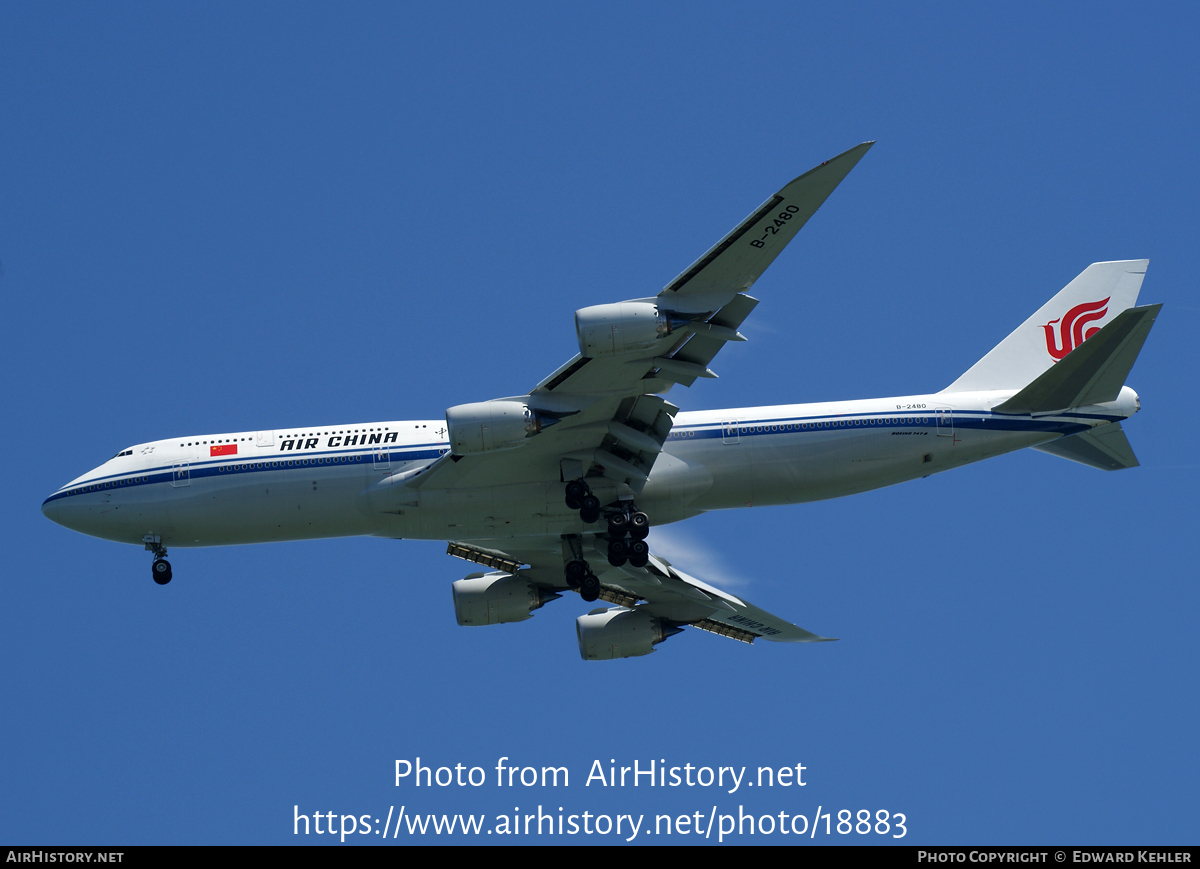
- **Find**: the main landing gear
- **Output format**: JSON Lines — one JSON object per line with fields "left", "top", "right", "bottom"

{"left": 144, "top": 534, "right": 172, "bottom": 585}
{"left": 564, "top": 479, "right": 601, "bottom": 524}
{"left": 605, "top": 505, "right": 649, "bottom": 568}
{"left": 565, "top": 559, "right": 601, "bottom": 603}
{"left": 563, "top": 480, "right": 652, "bottom": 577}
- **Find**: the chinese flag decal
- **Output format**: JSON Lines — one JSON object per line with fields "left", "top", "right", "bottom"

{"left": 210, "top": 444, "right": 238, "bottom": 457}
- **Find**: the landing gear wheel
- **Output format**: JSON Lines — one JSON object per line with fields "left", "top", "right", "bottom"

{"left": 565, "top": 480, "right": 588, "bottom": 510}
{"left": 152, "top": 559, "right": 173, "bottom": 585}
{"left": 607, "top": 512, "right": 629, "bottom": 537}
{"left": 628, "top": 539, "right": 649, "bottom": 568}
{"left": 628, "top": 511, "right": 650, "bottom": 539}
{"left": 607, "top": 538, "right": 629, "bottom": 567}
{"left": 579, "top": 573, "right": 600, "bottom": 602}
{"left": 564, "top": 560, "right": 588, "bottom": 588}
{"left": 579, "top": 494, "right": 601, "bottom": 524}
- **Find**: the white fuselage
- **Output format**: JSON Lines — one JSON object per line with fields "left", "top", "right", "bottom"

{"left": 41, "top": 388, "right": 1138, "bottom": 549}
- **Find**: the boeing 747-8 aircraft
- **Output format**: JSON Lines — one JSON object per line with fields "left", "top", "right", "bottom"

{"left": 42, "top": 143, "right": 1161, "bottom": 660}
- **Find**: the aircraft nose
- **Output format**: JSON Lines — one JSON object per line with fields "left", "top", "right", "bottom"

{"left": 42, "top": 490, "right": 93, "bottom": 535}
{"left": 42, "top": 494, "right": 67, "bottom": 527}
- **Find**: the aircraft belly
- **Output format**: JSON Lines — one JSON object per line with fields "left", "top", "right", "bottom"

{"left": 751, "top": 429, "right": 931, "bottom": 505}
{"left": 383, "top": 472, "right": 715, "bottom": 541}
{"left": 660, "top": 440, "right": 748, "bottom": 511}
{"left": 639, "top": 450, "right": 715, "bottom": 524}
{"left": 160, "top": 467, "right": 374, "bottom": 546}
{"left": 932, "top": 428, "right": 1056, "bottom": 473}
{"left": 374, "top": 482, "right": 560, "bottom": 541}
{"left": 688, "top": 427, "right": 1060, "bottom": 510}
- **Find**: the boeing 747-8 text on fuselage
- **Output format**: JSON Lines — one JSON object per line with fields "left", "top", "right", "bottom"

{"left": 42, "top": 143, "right": 1161, "bottom": 660}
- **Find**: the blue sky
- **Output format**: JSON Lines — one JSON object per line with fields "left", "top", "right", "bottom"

{"left": 2, "top": 3, "right": 1197, "bottom": 845}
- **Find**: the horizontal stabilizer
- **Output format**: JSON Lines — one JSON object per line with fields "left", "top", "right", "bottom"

{"left": 994, "top": 304, "right": 1161, "bottom": 414}
{"left": 1032, "top": 422, "right": 1139, "bottom": 471}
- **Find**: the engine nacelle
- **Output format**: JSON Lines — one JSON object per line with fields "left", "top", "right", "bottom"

{"left": 575, "top": 302, "right": 683, "bottom": 357}
{"left": 575, "top": 607, "right": 679, "bottom": 660}
{"left": 446, "top": 399, "right": 547, "bottom": 455}
{"left": 452, "top": 573, "right": 557, "bottom": 626}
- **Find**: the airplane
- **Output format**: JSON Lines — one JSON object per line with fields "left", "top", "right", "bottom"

{"left": 41, "top": 142, "right": 1161, "bottom": 661}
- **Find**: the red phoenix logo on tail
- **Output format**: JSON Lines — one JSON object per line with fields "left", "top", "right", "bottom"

{"left": 1042, "top": 297, "right": 1109, "bottom": 360}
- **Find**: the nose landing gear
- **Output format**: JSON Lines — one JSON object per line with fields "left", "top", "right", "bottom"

{"left": 144, "top": 534, "right": 172, "bottom": 585}
{"left": 152, "top": 558, "right": 173, "bottom": 584}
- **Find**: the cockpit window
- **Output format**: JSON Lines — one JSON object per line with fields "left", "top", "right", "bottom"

{"left": 111, "top": 449, "right": 133, "bottom": 459}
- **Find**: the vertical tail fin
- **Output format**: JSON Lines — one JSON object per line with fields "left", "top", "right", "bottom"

{"left": 944, "top": 260, "right": 1148, "bottom": 393}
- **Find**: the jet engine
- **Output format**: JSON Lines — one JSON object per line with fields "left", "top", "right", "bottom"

{"left": 446, "top": 399, "right": 560, "bottom": 455}
{"left": 575, "top": 607, "right": 682, "bottom": 660}
{"left": 574, "top": 302, "right": 687, "bottom": 357}
{"left": 452, "top": 573, "right": 559, "bottom": 626}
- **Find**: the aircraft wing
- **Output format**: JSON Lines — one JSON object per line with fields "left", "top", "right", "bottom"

{"left": 660, "top": 141, "right": 875, "bottom": 308}
{"left": 449, "top": 537, "right": 832, "bottom": 645}
{"left": 532, "top": 140, "right": 875, "bottom": 396}
{"left": 408, "top": 143, "right": 873, "bottom": 493}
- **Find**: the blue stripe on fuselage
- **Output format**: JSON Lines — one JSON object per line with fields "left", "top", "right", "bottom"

{"left": 42, "top": 444, "right": 448, "bottom": 505}
{"left": 663, "top": 409, "right": 1117, "bottom": 441}
{"left": 43, "top": 409, "right": 1122, "bottom": 506}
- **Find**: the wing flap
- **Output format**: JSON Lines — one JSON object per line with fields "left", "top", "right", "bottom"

{"left": 457, "top": 536, "right": 830, "bottom": 645}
